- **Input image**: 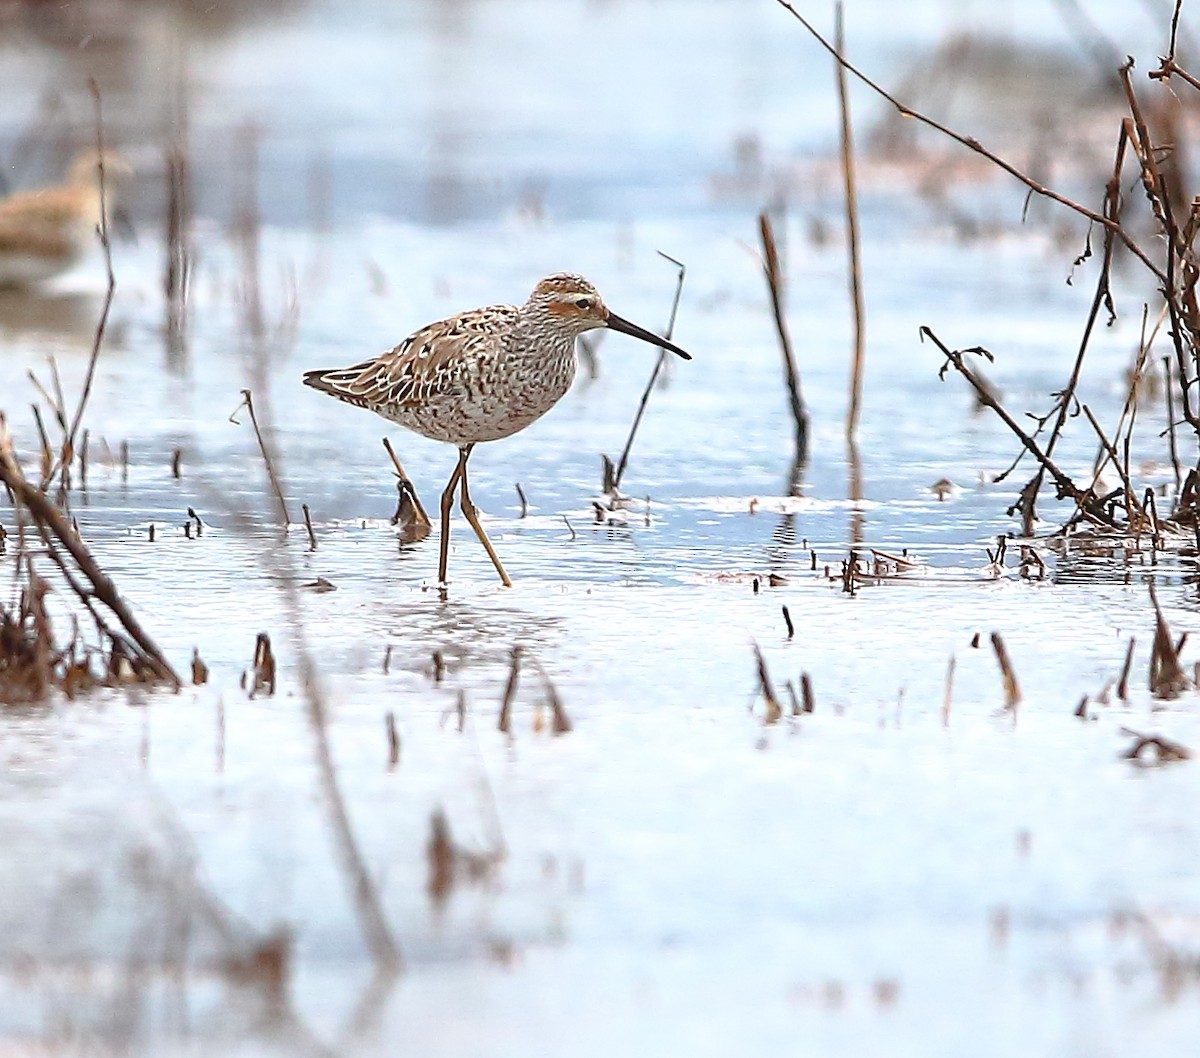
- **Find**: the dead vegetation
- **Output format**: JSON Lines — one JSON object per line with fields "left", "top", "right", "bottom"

{"left": 0, "top": 425, "right": 180, "bottom": 702}
{"left": 775, "top": 0, "right": 1200, "bottom": 546}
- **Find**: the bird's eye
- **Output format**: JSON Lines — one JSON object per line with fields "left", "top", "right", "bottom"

{"left": 576, "top": 298, "right": 591, "bottom": 310}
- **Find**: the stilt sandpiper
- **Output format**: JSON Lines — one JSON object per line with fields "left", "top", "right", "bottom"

{"left": 303, "top": 273, "right": 690, "bottom": 586}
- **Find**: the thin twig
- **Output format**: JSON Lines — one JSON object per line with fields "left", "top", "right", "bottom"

{"left": 233, "top": 389, "right": 292, "bottom": 528}
{"left": 612, "top": 252, "right": 687, "bottom": 491}
{"left": 63, "top": 81, "right": 116, "bottom": 478}
{"left": 770, "top": 0, "right": 1166, "bottom": 282}
{"left": 925, "top": 327, "right": 1098, "bottom": 515}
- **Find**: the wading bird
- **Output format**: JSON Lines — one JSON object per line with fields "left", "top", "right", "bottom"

{"left": 0, "top": 150, "right": 131, "bottom": 287}
{"left": 303, "top": 273, "right": 691, "bottom": 586}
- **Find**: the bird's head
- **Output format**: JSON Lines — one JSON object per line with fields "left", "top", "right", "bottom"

{"left": 526, "top": 272, "right": 691, "bottom": 359}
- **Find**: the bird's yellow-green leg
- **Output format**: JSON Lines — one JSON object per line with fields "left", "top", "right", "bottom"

{"left": 437, "top": 450, "right": 467, "bottom": 585}
{"left": 458, "top": 444, "right": 513, "bottom": 587}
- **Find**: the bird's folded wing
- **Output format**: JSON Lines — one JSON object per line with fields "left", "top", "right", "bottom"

{"left": 316, "top": 304, "right": 519, "bottom": 408}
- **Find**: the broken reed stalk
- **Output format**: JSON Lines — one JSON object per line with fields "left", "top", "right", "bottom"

{"left": 612, "top": 251, "right": 686, "bottom": 492}
{"left": 191, "top": 647, "right": 209, "bottom": 685}
{"left": 236, "top": 389, "right": 291, "bottom": 529}
{"left": 515, "top": 482, "right": 528, "bottom": 518}
{"left": 383, "top": 437, "right": 431, "bottom": 542}
{"left": 990, "top": 632, "right": 1021, "bottom": 713}
{"left": 60, "top": 81, "right": 116, "bottom": 486}
{"left": 0, "top": 438, "right": 180, "bottom": 689}
{"left": 1148, "top": 582, "right": 1188, "bottom": 698}
{"left": 800, "top": 672, "right": 814, "bottom": 713}
{"left": 498, "top": 645, "right": 521, "bottom": 733}
{"left": 758, "top": 213, "right": 810, "bottom": 494}
{"left": 386, "top": 711, "right": 400, "bottom": 767}
{"left": 1117, "top": 636, "right": 1135, "bottom": 700}
{"left": 301, "top": 503, "right": 317, "bottom": 551}
{"left": 834, "top": 3, "right": 866, "bottom": 443}
{"left": 251, "top": 632, "right": 276, "bottom": 697}
{"left": 753, "top": 643, "right": 782, "bottom": 723}
{"left": 546, "top": 681, "right": 572, "bottom": 734}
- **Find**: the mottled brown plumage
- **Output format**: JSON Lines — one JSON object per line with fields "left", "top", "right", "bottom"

{"left": 303, "top": 273, "right": 691, "bottom": 586}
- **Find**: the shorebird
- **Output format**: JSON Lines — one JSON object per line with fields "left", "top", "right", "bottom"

{"left": 0, "top": 150, "right": 131, "bottom": 287}
{"left": 303, "top": 273, "right": 691, "bottom": 586}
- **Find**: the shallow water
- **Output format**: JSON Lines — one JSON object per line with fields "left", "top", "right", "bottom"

{"left": 1, "top": 2, "right": 1199, "bottom": 1056}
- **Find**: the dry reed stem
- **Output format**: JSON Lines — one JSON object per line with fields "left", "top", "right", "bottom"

{"left": 233, "top": 389, "right": 292, "bottom": 528}
{"left": 383, "top": 437, "right": 431, "bottom": 543}
{"left": 301, "top": 503, "right": 317, "bottom": 551}
{"left": 546, "top": 682, "right": 572, "bottom": 734}
{"left": 1148, "top": 582, "right": 1189, "bottom": 698}
{"left": 386, "top": 711, "right": 400, "bottom": 768}
{"left": 251, "top": 632, "right": 276, "bottom": 697}
{"left": 0, "top": 437, "right": 180, "bottom": 689}
{"left": 834, "top": 4, "right": 866, "bottom": 443}
{"left": 1117, "top": 636, "right": 1136, "bottom": 700}
{"left": 753, "top": 643, "right": 782, "bottom": 723}
{"left": 1163, "top": 357, "right": 1183, "bottom": 490}
{"left": 498, "top": 645, "right": 521, "bottom": 733}
{"left": 191, "top": 648, "right": 209, "bottom": 685}
{"left": 990, "top": 632, "right": 1021, "bottom": 712}
{"left": 759, "top": 213, "right": 810, "bottom": 493}
{"left": 62, "top": 81, "right": 116, "bottom": 478}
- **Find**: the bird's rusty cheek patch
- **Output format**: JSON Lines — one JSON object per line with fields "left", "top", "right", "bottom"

{"left": 545, "top": 300, "right": 581, "bottom": 317}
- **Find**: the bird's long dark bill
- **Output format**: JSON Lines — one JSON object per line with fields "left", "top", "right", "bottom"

{"left": 606, "top": 311, "right": 692, "bottom": 360}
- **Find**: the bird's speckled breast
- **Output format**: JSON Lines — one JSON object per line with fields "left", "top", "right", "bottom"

{"left": 391, "top": 329, "right": 578, "bottom": 445}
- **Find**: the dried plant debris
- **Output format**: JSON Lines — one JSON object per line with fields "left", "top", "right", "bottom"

{"left": 384, "top": 437, "right": 431, "bottom": 545}
{"left": 991, "top": 632, "right": 1022, "bottom": 713}
{"left": 191, "top": 648, "right": 209, "bottom": 685}
{"left": 425, "top": 809, "right": 503, "bottom": 906}
{"left": 1121, "top": 728, "right": 1192, "bottom": 766}
{"left": 1148, "top": 583, "right": 1190, "bottom": 699}
{"left": 753, "top": 643, "right": 783, "bottom": 724}
{"left": 250, "top": 632, "right": 276, "bottom": 698}
{"left": 0, "top": 437, "right": 179, "bottom": 702}
{"left": 774, "top": 6, "right": 1200, "bottom": 540}
{"left": 495, "top": 646, "right": 571, "bottom": 735}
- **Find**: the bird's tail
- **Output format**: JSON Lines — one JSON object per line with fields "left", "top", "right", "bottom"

{"left": 302, "top": 362, "right": 377, "bottom": 411}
